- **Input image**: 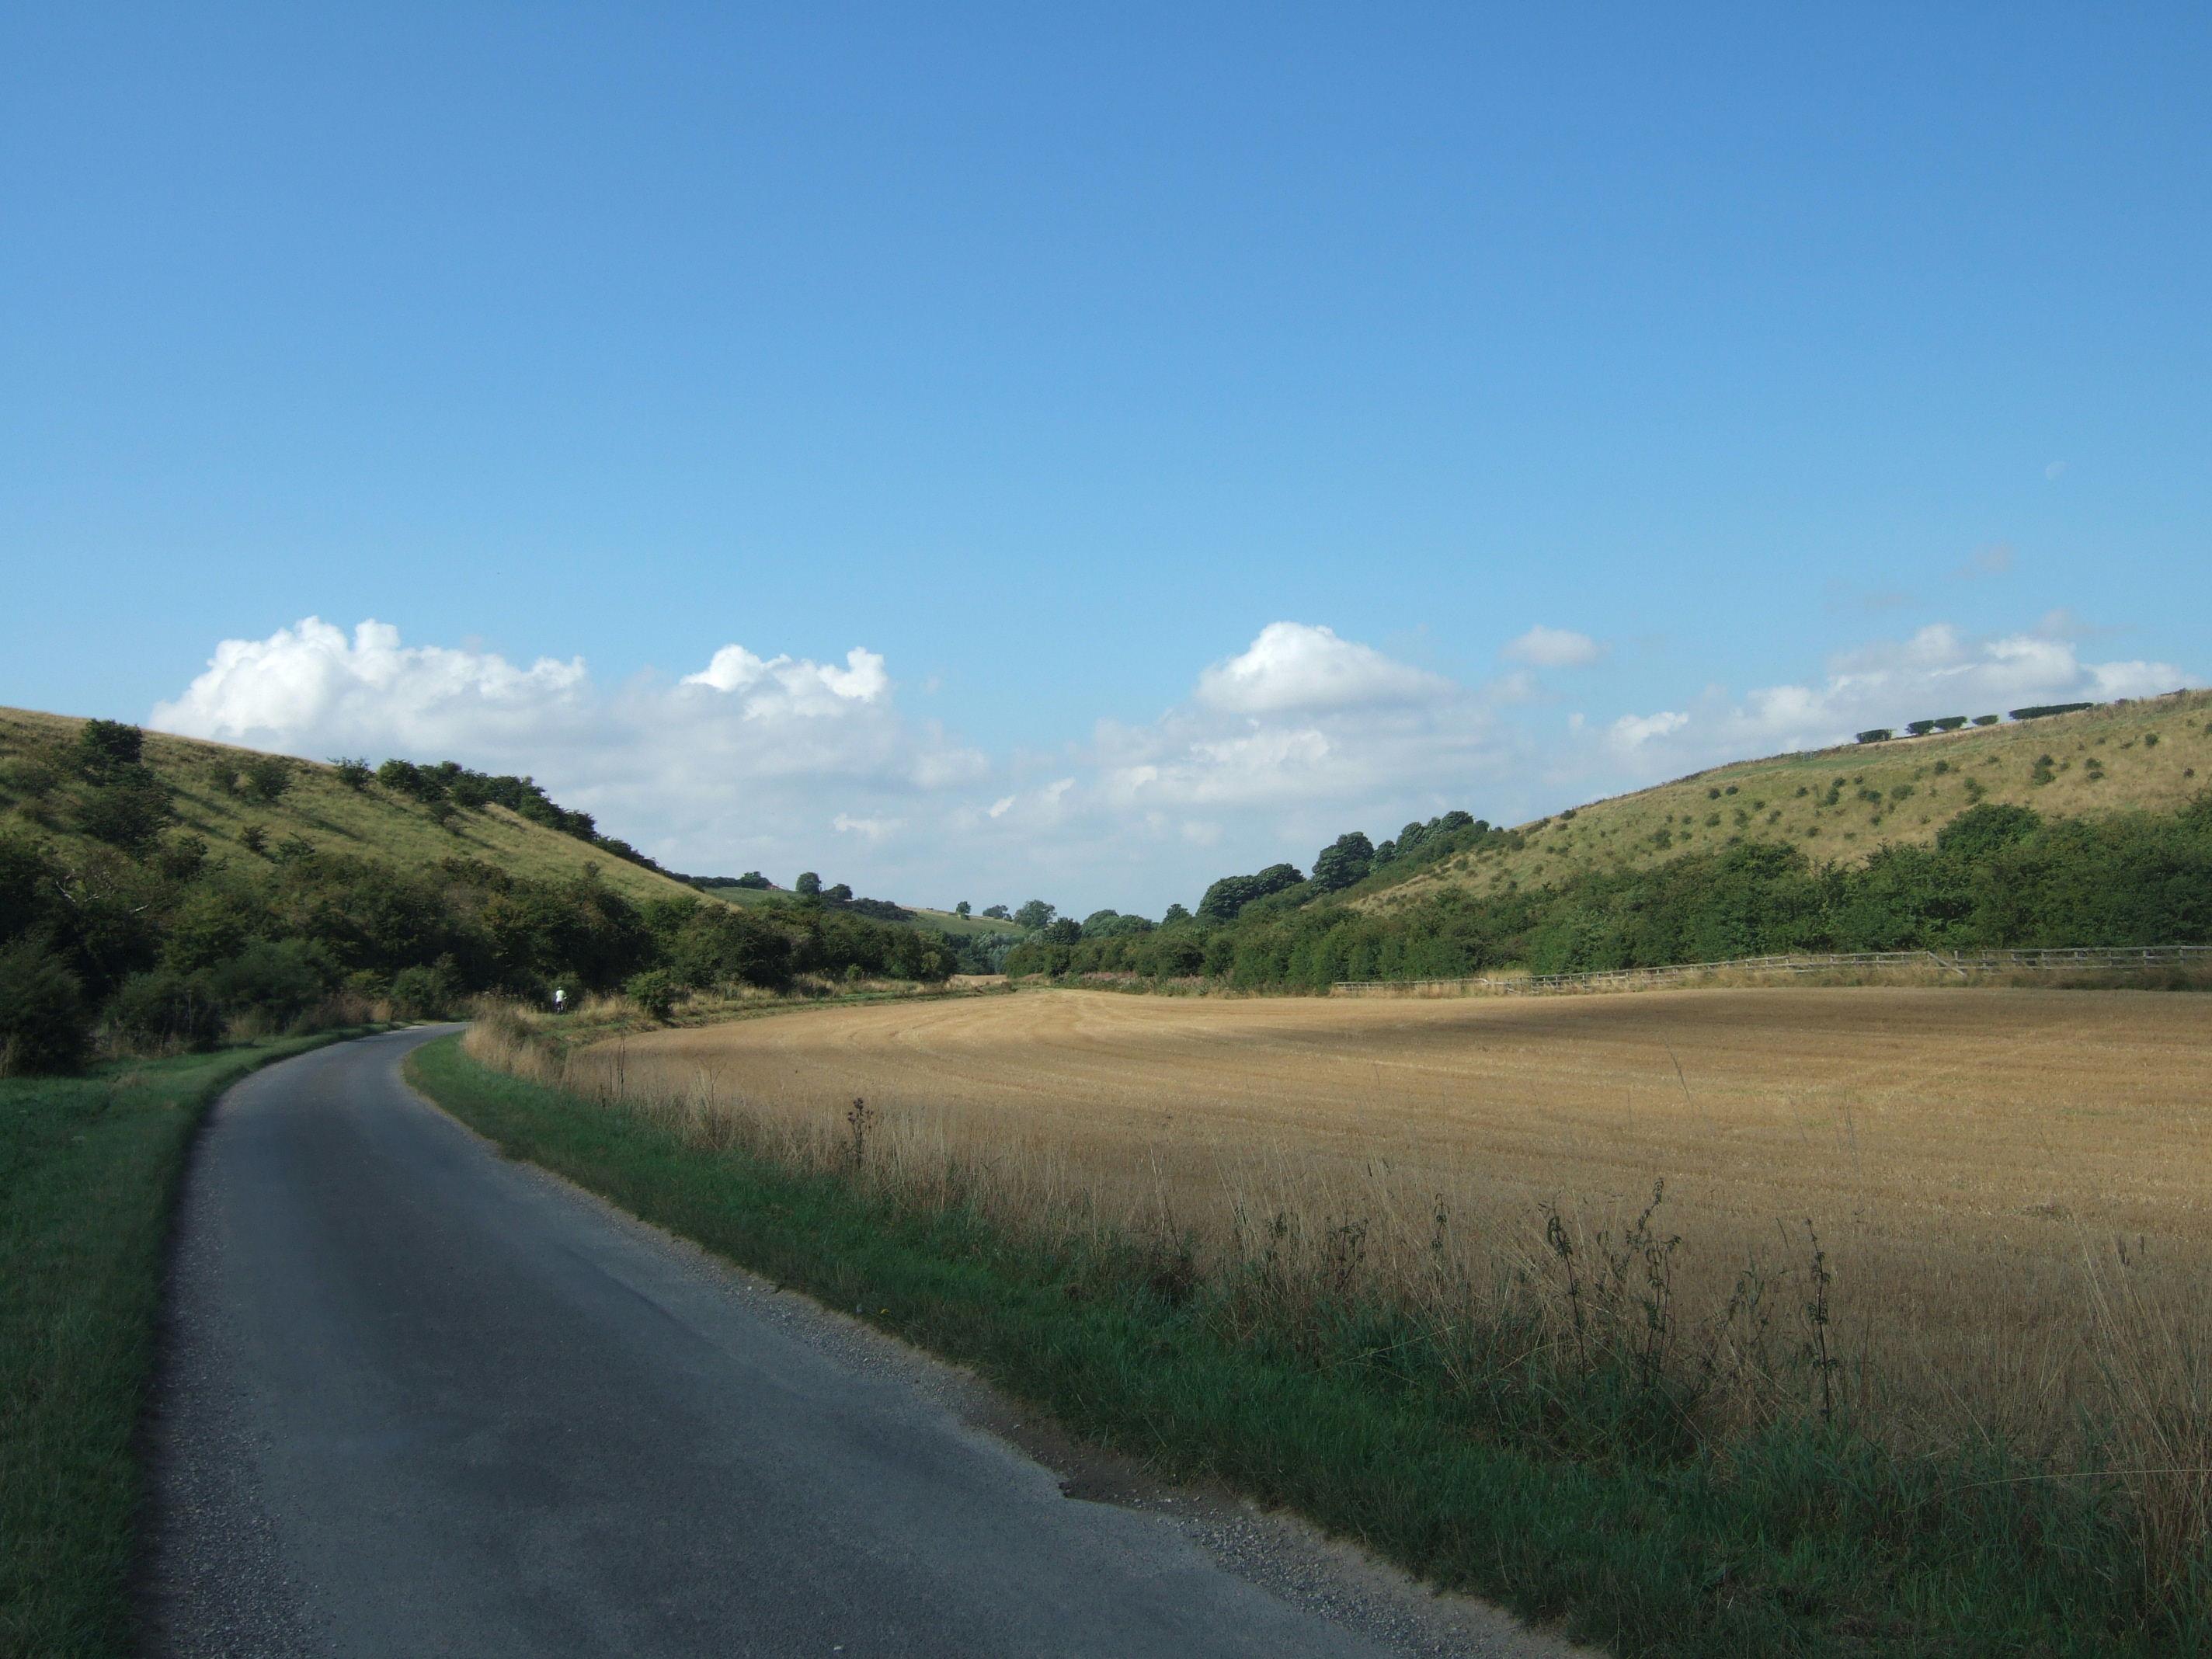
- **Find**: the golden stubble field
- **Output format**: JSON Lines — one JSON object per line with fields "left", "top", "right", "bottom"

{"left": 575, "top": 985, "right": 2212, "bottom": 1448}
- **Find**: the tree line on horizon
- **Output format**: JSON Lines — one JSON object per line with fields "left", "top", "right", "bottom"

{"left": 1003, "top": 795, "right": 2212, "bottom": 988}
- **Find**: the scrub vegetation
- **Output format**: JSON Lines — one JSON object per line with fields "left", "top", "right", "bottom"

{"left": 433, "top": 995, "right": 2212, "bottom": 1655}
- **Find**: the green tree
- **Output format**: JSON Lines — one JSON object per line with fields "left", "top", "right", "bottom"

{"left": 1014, "top": 899, "right": 1056, "bottom": 931}
{"left": 376, "top": 758, "right": 426, "bottom": 795}
{"left": 1198, "top": 863, "right": 1303, "bottom": 923}
{"left": 75, "top": 719, "right": 144, "bottom": 780}
{"left": 1310, "top": 831, "right": 1375, "bottom": 894}
{"left": 954, "top": 900, "right": 971, "bottom": 917}
{"left": 795, "top": 871, "right": 822, "bottom": 896}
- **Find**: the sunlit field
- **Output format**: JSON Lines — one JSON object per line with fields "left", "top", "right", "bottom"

{"left": 562, "top": 986, "right": 2212, "bottom": 1459}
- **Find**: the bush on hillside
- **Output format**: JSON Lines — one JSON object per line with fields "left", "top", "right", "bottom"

{"left": 388, "top": 960, "right": 460, "bottom": 1019}
{"left": 75, "top": 719, "right": 144, "bottom": 778}
{"left": 1856, "top": 729, "right": 1893, "bottom": 744}
{"left": 73, "top": 771, "right": 175, "bottom": 850}
{"left": 625, "top": 969, "right": 683, "bottom": 1021}
{"left": 0, "top": 941, "right": 90, "bottom": 1075}
{"left": 2010, "top": 702, "right": 2095, "bottom": 722}
{"left": 201, "top": 940, "right": 337, "bottom": 1027}
{"left": 239, "top": 756, "right": 293, "bottom": 803}
{"left": 105, "top": 969, "right": 225, "bottom": 1053}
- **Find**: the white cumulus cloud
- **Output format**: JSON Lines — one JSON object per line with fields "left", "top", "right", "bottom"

{"left": 1502, "top": 625, "right": 1603, "bottom": 668}
{"left": 1195, "top": 622, "right": 1453, "bottom": 715}
{"left": 150, "top": 617, "right": 983, "bottom": 892}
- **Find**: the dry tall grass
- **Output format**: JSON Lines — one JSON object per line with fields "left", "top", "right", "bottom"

{"left": 470, "top": 983, "right": 2212, "bottom": 1590}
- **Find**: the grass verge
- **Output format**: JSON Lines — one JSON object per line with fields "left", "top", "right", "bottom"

{"left": 0, "top": 1029, "right": 383, "bottom": 1659}
{"left": 409, "top": 1033, "right": 2200, "bottom": 1657}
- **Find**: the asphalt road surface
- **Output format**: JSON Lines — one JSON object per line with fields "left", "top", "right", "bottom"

{"left": 139, "top": 1027, "right": 1571, "bottom": 1658}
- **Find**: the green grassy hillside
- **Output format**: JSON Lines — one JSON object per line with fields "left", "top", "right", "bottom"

{"left": 1359, "top": 687, "right": 2212, "bottom": 913}
{"left": 701, "top": 884, "right": 1021, "bottom": 939}
{"left": 0, "top": 707, "right": 698, "bottom": 908}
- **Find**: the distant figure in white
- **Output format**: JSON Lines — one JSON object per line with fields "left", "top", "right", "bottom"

{"left": 552, "top": 986, "right": 566, "bottom": 1014}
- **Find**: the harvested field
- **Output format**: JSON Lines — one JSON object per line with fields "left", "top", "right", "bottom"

{"left": 576, "top": 986, "right": 2212, "bottom": 1451}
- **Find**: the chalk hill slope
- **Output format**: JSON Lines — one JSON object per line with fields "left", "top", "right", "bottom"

{"left": 0, "top": 707, "right": 697, "bottom": 906}
{"left": 1357, "top": 689, "right": 2212, "bottom": 913}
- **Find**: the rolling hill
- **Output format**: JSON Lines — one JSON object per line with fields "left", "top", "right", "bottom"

{"left": 0, "top": 707, "right": 698, "bottom": 908}
{"left": 0, "top": 707, "right": 1005, "bottom": 937}
{"left": 1354, "top": 687, "right": 2212, "bottom": 913}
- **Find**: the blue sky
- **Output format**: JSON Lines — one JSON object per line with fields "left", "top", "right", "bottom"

{"left": 4, "top": 5, "right": 2206, "bottom": 913}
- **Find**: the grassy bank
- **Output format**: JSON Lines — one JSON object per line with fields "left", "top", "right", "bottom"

{"left": 0, "top": 1030, "right": 381, "bottom": 1659}
{"left": 409, "top": 1031, "right": 2203, "bottom": 1657}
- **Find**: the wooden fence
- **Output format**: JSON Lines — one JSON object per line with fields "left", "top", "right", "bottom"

{"left": 1333, "top": 944, "right": 2212, "bottom": 996}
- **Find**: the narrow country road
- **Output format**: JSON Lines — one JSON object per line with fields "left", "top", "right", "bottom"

{"left": 139, "top": 1028, "right": 1552, "bottom": 1657}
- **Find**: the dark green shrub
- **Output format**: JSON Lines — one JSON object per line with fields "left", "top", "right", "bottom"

{"left": 624, "top": 968, "right": 683, "bottom": 1021}
{"left": 237, "top": 823, "right": 268, "bottom": 854}
{"left": 445, "top": 774, "right": 491, "bottom": 810}
{"left": 105, "top": 969, "right": 224, "bottom": 1052}
{"left": 0, "top": 941, "right": 90, "bottom": 1075}
{"left": 1932, "top": 715, "right": 1969, "bottom": 731}
{"left": 74, "top": 718, "right": 144, "bottom": 778}
{"left": 238, "top": 755, "right": 292, "bottom": 803}
{"left": 1, "top": 753, "right": 61, "bottom": 801}
{"left": 73, "top": 774, "right": 174, "bottom": 850}
{"left": 1855, "top": 729, "right": 1893, "bottom": 744}
{"left": 203, "top": 940, "right": 336, "bottom": 1026}
{"left": 1936, "top": 802, "right": 2042, "bottom": 861}
{"left": 0, "top": 835, "right": 58, "bottom": 940}
{"left": 375, "top": 758, "right": 426, "bottom": 796}
{"left": 1973, "top": 714, "right": 1999, "bottom": 726}
{"left": 155, "top": 833, "right": 208, "bottom": 881}
{"left": 2009, "top": 702, "right": 2095, "bottom": 722}
{"left": 332, "top": 756, "right": 373, "bottom": 789}
{"left": 388, "top": 960, "right": 459, "bottom": 1018}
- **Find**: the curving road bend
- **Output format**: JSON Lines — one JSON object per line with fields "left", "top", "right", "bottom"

{"left": 137, "top": 1028, "right": 1563, "bottom": 1658}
